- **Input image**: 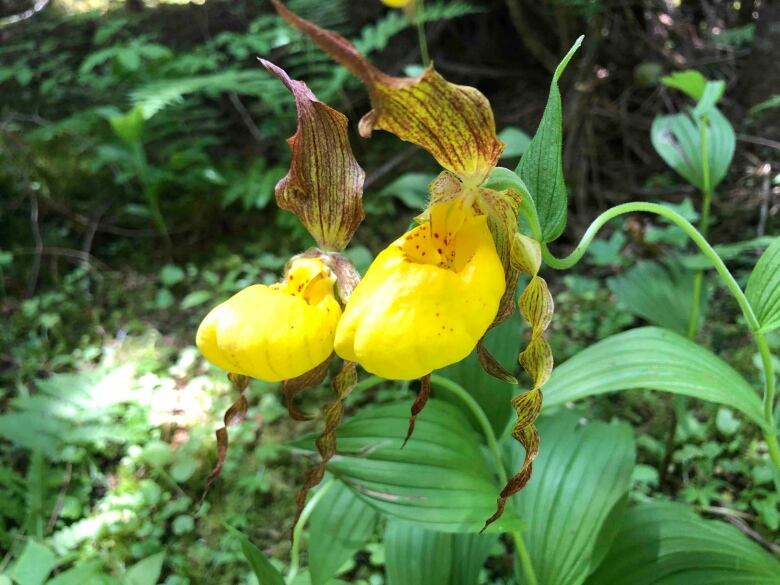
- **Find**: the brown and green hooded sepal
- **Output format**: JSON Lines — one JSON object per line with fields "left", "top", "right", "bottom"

{"left": 260, "top": 59, "right": 365, "bottom": 252}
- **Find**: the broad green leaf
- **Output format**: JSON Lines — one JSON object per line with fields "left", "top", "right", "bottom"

{"left": 384, "top": 521, "right": 498, "bottom": 585}
{"left": 225, "top": 525, "right": 284, "bottom": 585}
{"left": 608, "top": 260, "right": 711, "bottom": 335}
{"left": 543, "top": 327, "right": 766, "bottom": 428}
{"left": 124, "top": 552, "right": 165, "bottom": 585}
{"left": 385, "top": 521, "right": 452, "bottom": 585}
{"left": 516, "top": 37, "right": 583, "bottom": 242}
{"left": 293, "top": 400, "right": 518, "bottom": 533}
{"left": 509, "top": 413, "right": 635, "bottom": 585}
{"left": 693, "top": 80, "right": 726, "bottom": 117}
{"left": 660, "top": 70, "right": 708, "bottom": 100}
{"left": 47, "top": 561, "right": 105, "bottom": 585}
{"left": 7, "top": 541, "right": 57, "bottom": 585}
{"left": 440, "top": 317, "right": 522, "bottom": 436}
{"left": 309, "top": 480, "right": 379, "bottom": 585}
{"left": 746, "top": 236, "right": 780, "bottom": 333}
{"left": 585, "top": 502, "right": 780, "bottom": 585}
{"left": 651, "top": 107, "right": 735, "bottom": 191}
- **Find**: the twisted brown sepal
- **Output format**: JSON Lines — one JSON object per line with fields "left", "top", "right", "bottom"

{"left": 271, "top": 0, "right": 503, "bottom": 184}
{"left": 291, "top": 361, "right": 358, "bottom": 532}
{"left": 282, "top": 356, "right": 331, "bottom": 421}
{"left": 470, "top": 184, "right": 525, "bottom": 382}
{"left": 403, "top": 374, "right": 432, "bottom": 448}
{"left": 483, "top": 245, "right": 554, "bottom": 531}
{"left": 260, "top": 58, "right": 365, "bottom": 252}
{"left": 198, "top": 374, "right": 250, "bottom": 507}
{"left": 476, "top": 340, "right": 518, "bottom": 384}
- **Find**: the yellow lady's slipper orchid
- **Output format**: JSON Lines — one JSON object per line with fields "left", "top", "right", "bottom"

{"left": 381, "top": 0, "right": 413, "bottom": 8}
{"left": 335, "top": 199, "right": 505, "bottom": 380}
{"left": 196, "top": 257, "right": 341, "bottom": 382}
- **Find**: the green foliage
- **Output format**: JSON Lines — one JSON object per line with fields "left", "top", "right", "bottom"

{"left": 516, "top": 36, "right": 582, "bottom": 242}
{"left": 384, "top": 521, "right": 497, "bottom": 585}
{"left": 746, "top": 236, "right": 780, "bottom": 333}
{"left": 608, "top": 259, "right": 711, "bottom": 335}
{"left": 585, "top": 502, "right": 780, "bottom": 584}
{"left": 226, "top": 525, "right": 285, "bottom": 585}
{"left": 294, "top": 399, "right": 519, "bottom": 533}
{"left": 308, "top": 480, "right": 379, "bottom": 585}
{"left": 544, "top": 327, "right": 767, "bottom": 426}
{"left": 510, "top": 413, "right": 635, "bottom": 585}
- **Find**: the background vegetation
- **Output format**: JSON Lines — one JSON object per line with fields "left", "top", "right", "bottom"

{"left": 1, "top": 0, "right": 778, "bottom": 583}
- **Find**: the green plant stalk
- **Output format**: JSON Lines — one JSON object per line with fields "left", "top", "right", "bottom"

{"left": 414, "top": 0, "right": 431, "bottom": 67}
{"left": 687, "top": 114, "right": 712, "bottom": 340}
{"left": 286, "top": 477, "right": 336, "bottom": 584}
{"left": 351, "top": 375, "right": 539, "bottom": 585}
{"left": 536, "top": 202, "right": 780, "bottom": 478}
{"left": 429, "top": 375, "right": 538, "bottom": 585}
{"left": 131, "top": 141, "right": 169, "bottom": 244}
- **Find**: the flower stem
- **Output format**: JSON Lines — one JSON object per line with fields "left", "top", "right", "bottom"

{"left": 428, "top": 375, "right": 538, "bottom": 585}
{"left": 353, "top": 374, "right": 538, "bottom": 583}
{"left": 287, "top": 477, "right": 335, "bottom": 584}
{"left": 415, "top": 0, "right": 431, "bottom": 67}
{"left": 687, "top": 114, "right": 712, "bottom": 340}
{"left": 540, "top": 202, "right": 780, "bottom": 479}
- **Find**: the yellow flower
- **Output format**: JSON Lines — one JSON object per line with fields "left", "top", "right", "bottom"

{"left": 335, "top": 199, "right": 505, "bottom": 380}
{"left": 381, "top": 0, "right": 413, "bottom": 8}
{"left": 196, "top": 257, "right": 341, "bottom": 382}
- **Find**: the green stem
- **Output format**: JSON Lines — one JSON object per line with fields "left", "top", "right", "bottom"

{"left": 539, "top": 201, "right": 780, "bottom": 477}
{"left": 287, "top": 478, "right": 336, "bottom": 584}
{"left": 687, "top": 115, "right": 712, "bottom": 340}
{"left": 428, "top": 375, "right": 538, "bottom": 585}
{"left": 351, "top": 374, "right": 538, "bottom": 584}
{"left": 415, "top": 0, "right": 430, "bottom": 67}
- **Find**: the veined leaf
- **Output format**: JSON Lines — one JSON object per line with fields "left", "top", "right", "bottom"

{"left": 650, "top": 106, "right": 735, "bottom": 191}
{"left": 308, "top": 480, "right": 379, "bottom": 585}
{"left": 746, "top": 236, "right": 780, "bottom": 333}
{"left": 385, "top": 521, "right": 452, "bottom": 585}
{"left": 585, "top": 502, "right": 780, "bottom": 585}
{"left": 384, "top": 521, "right": 498, "bottom": 585}
{"left": 292, "top": 399, "right": 519, "bottom": 533}
{"left": 516, "top": 36, "right": 583, "bottom": 242}
{"left": 608, "top": 259, "right": 711, "bottom": 335}
{"left": 543, "top": 327, "right": 766, "bottom": 428}
{"left": 660, "top": 70, "right": 708, "bottom": 101}
{"left": 7, "top": 541, "right": 57, "bottom": 585}
{"left": 225, "top": 525, "right": 285, "bottom": 585}
{"left": 510, "top": 413, "right": 635, "bottom": 585}
{"left": 124, "top": 552, "right": 165, "bottom": 585}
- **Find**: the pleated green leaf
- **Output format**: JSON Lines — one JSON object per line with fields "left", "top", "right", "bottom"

{"left": 509, "top": 412, "right": 635, "bottom": 585}
{"left": 225, "top": 525, "right": 284, "bottom": 585}
{"left": 543, "top": 327, "right": 766, "bottom": 428}
{"left": 608, "top": 260, "right": 711, "bottom": 335}
{"left": 293, "top": 400, "right": 518, "bottom": 533}
{"left": 384, "top": 520, "right": 498, "bottom": 585}
{"left": 651, "top": 107, "right": 735, "bottom": 191}
{"left": 585, "top": 502, "right": 780, "bottom": 585}
{"left": 516, "top": 37, "right": 582, "bottom": 242}
{"left": 746, "top": 236, "right": 780, "bottom": 333}
{"left": 440, "top": 317, "right": 522, "bottom": 436}
{"left": 308, "top": 480, "right": 379, "bottom": 585}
